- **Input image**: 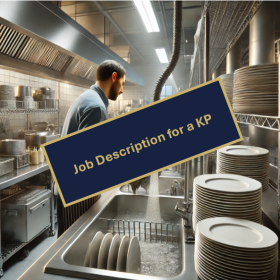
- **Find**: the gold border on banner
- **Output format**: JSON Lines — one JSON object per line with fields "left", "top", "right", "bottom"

{"left": 42, "top": 78, "right": 243, "bottom": 207}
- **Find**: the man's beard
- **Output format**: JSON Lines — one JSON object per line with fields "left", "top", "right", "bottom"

{"left": 108, "top": 81, "right": 119, "bottom": 100}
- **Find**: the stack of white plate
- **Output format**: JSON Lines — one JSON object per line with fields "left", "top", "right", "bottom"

{"left": 233, "top": 64, "right": 278, "bottom": 115}
{"left": 217, "top": 145, "right": 269, "bottom": 191}
{"left": 219, "top": 74, "right": 233, "bottom": 105}
{"left": 84, "top": 232, "right": 141, "bottom": 274}
{"left": 193, "top": 174, "right": 262, "bottom": 231}
{"left": 0, "top": 85, "right": 16, "bottom": 109}
{"left": 195, "top": 217, "right": 278, "bottom": 280}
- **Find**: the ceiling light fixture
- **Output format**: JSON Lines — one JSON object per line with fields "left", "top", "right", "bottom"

{"left": 134, "top": 0, "right": 160, "bottom": 32}
{"left": 186, "top": 40, "right": 188, "bottom": 43}
{"left": 155, "top": 48, "right": 168, "bottom": 63}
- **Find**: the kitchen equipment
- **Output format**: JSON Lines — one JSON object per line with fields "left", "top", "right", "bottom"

{"left": 195, "top": 217, "right": 278, "bottom": 280}
{"left": 0, "top": 153, "right": 29, "bottom": 169}
{"left": 1, "top": 189, "right": 51, "bottom": 242}
{"left": 217, "top": 145, "right": 270, "bottom": 191}
{"left": 41, "top": 134, "right": 60, "bottom": 144}
{"left": 84, "top": 231, "right": 104, "bottom": 267}
{"left": 32, "top": 89, "right": 42, "bottom": 101}
{"left": 34, "top": 121, "right": 49, "bottom": 131}
{"left": 1, "top": 185, "right": 21, "bottom": 196}
{"left": 193, "top": 174, "right": 262, "bottom": 232}
{"left": 39, "top": 99, "right": 56, "bottom": 109}
{"left": 0, "top": 139, "right": 26, "bottom": 155}
{"left": 0, "top": 157, "right": 14, "bottom": 176}
{"left": 16, "top": 86, "right": 32, "bottom": 97}
{"left": 16, "top": 96, "right": 35, "bottom": 109}
{"left": 25, "top": 133, "right": 60, "bottom": 147}
{"left": 39, "top": 87, "right": 55, "bottom": 99}
{"left": 25, "top": 134, "right": 41, "bottom": 147}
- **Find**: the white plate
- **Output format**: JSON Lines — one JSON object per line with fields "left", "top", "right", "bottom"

{"left": 126, "top": 236, "right": 141, "bottom": 274}
{"left": 218, "top": 145, "right": 269, "bottom": 156}
{"left": 197, "top": 217, "right": 278, "bottom": 249}
{"left": 107, "top": 234, "right": 121, "bottom": 271}
{"left": 194, "top": 174, "right": 261, "bottom": 193}
{"left": 97, "top": 233, "right": 113, "bottom": 269}
{"left": 116, "top": 235, "right": 129, "bottom": 272}
{"left": 83, "top": 231, "right": 104, "bottom": 268}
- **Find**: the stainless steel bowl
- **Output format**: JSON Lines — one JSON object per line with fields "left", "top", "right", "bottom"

{"left": 0, "top": 139, "right": 26, "bottom": 155}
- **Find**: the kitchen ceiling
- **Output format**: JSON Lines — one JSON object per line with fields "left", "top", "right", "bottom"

{"left": 53, "top": 1, "right": 203, "bottom": 88}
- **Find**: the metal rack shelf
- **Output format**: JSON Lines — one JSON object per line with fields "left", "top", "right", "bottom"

{"left": 0, "top": 161, "right": 49, "bottom": 191}
{"left": 0, "top": 108, "right": 59, "bottom": 115}
{"left": 234, "top": 113, "right": 279, "bottom": 131}
{"left": 1, "top": 225, "right": 51, "bottom": 263}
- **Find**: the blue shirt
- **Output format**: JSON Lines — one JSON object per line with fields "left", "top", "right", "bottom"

{"left": 61, "top": 85, "right": 108, "bottom": 136}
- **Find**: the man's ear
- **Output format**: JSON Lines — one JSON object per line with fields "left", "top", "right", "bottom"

{"left": 111, "top": 72, "right": 117, "bottom": 83}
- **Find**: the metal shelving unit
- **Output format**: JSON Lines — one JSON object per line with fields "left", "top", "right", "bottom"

{"left": 0, "top": 108, "right": 59, "bottom": 115}
{"left": 0, "top": 162, "right": 55, "bottom": 277}
{"left": 235, "top": 113, "right": 279, "bottom": 131}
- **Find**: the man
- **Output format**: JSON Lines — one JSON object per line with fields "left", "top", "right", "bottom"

{"left": 56, "top": 60, "right": 126, "bottom": 238}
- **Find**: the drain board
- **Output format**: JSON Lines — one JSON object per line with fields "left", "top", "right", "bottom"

{"left": 98, "top": 218, "right": 180, "bottom": 244}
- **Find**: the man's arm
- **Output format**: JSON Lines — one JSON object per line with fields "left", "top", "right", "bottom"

{"left": 78, "top": 107, "right": 107, "bottom": 130}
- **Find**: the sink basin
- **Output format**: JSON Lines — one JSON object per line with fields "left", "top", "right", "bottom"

{"left": 44, "top": 189, "right": 197, "bottom": 280}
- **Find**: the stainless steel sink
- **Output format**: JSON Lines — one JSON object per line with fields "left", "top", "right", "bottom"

{"left": 44, "top": 188, "right": 198, "bottom": 280}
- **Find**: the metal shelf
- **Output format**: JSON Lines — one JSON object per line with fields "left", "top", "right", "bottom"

{"left": 235, "top": 113, "right": 279, "bottom": 131}
{"left": 0, "top": 108, "right": 59, "bottom": 115}
{"left": 1, "top": 225, "right": 51, "bottom": 263}
{"left": 0, "top": 161, "right": 49, "bottom": 191}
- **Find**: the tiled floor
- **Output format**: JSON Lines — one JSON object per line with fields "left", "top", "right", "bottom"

{"left": 1, "top": 224, "right": 57, "bottom": 280}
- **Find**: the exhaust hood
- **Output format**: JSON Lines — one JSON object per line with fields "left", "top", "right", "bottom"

{"left": 0, "top": 1, "right": 144, "bottom": 87}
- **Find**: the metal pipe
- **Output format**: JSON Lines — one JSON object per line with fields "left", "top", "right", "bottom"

{"left": 204, "top": 10, "right": 210, "bottom": 82}
{"left": 212, "top": 65, "right": 221, "bottom": 79}
{"left": 249, "top": 2, "right": 275, "bottom": 66}
{"left": 203, "top": 10, "right": 210, "bottom": 174}
{"left": 277, "top": 40, "right": 280, "bottom": 222}
{"left": 226, "top": 38, "right": 242, "bottom": 74}
{"left": 184, "top": 161, "right": 190, "bottom": 206}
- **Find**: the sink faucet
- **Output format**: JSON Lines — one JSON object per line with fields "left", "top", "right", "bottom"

{"left": 170, "top": 180, "right": 181, "bottom": 196}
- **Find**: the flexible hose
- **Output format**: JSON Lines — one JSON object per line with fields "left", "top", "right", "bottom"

{"left": 153, "top": 1, "right": 182, "bottom": 101}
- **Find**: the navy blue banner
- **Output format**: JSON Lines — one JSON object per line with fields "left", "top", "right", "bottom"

{"left": 43, "top": 79, "right": 242, "bottom": 206}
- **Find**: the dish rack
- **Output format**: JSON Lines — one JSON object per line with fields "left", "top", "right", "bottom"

{"left": 98, "top": 218, "right": 180, "bottom": 244}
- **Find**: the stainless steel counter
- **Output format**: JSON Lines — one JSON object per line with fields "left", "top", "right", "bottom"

{"left": 0, "top": 161, "right": 49, "bottom": 190}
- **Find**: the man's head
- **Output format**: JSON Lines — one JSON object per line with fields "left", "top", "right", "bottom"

{"left": 96, "top": 60, "right": 126, "bottom": 100}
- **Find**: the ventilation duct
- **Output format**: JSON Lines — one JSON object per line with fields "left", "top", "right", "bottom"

{"left": 0, "top": 1, "right": 144, "bottom": 87}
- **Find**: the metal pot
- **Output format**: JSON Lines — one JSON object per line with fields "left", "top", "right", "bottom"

{"left": 40, "top": 87, "right": 55, "bottom": 99}
{"left": 0, "top": 139, "right": 26, "bottom": 155}
{"left": 16, "top": 86, "right": 32, "bottom": 97}
{"left": 25, "top": 134, "right": 41, "bottom": 147}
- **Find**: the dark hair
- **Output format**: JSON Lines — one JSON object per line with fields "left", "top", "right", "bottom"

{"left": 96, "top": 60, "right": 126, "bottom": 81}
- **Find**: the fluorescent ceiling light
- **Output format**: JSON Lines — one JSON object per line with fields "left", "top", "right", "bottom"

{"left": 134, "top": 0, "right": 159, "bottom": 32}
{"left": 155, "top": 48, "right": 168, "bottom": 63}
